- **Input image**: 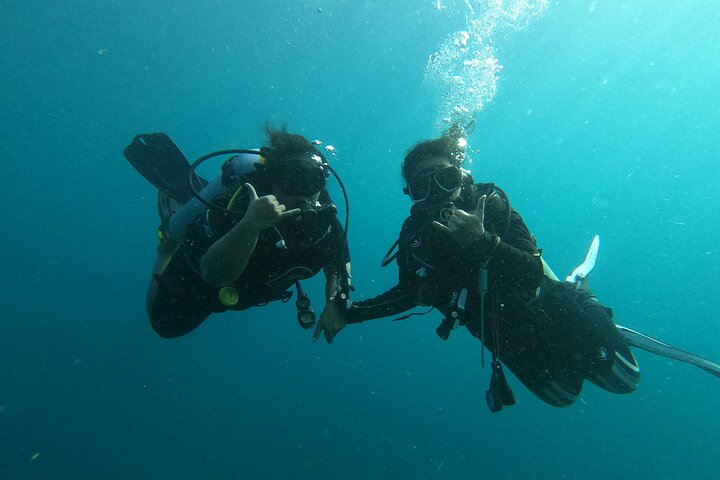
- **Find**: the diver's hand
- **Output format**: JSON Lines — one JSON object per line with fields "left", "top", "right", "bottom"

{"left": 239, "top": 183, "right": 301, "bottom": 233}
{"left": 312, "top": 299, "right": 347, "bottom": 344}
{"left": 433, "top": 194, "right": 486, "bottom": 247}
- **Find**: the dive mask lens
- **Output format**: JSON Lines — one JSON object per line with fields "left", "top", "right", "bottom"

{"left": 297, "top": 167, "right": 327, "bottom": 196}
{"left": 407, "top": 177, "right": 431, "bottom": 202}
{"left": 280, "top": 171, "right": 325, "bottom": 196}
{"left": 434, "top": 167, "right": 462, "bottom": 192}
{"left": 407, "top": 167, "right": 461, "bottom": 203}
{"left": 277, "top": 155, "right": 328, "bottom": 196}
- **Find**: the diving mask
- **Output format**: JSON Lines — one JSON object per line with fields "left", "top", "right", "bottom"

{"left": 274, "top": 154, "right": 329, "bottom": 197}
{"left": 405, "top": 166, "right": 462, "bottom": 203}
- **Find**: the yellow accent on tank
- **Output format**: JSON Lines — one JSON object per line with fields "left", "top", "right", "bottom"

{"left": 218, "top": 286, "right": 240, "bottom": 306}
{"left": 227, "top": 155, "right": 266, "bottom": 210}
{"left": 227, "top": 185, "right": 245, "bottom": 210}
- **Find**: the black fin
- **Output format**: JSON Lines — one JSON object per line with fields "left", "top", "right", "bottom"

{"left": 157, "top": 191, "right": 182, "bottom": 237}
{"left": 124, "top": 132, "right": 199, "bottom": 204}
{"left": 618, "top": 325, "right": 720, "bottom": 379}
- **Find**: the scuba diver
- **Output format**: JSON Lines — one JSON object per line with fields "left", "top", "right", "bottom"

{"left": 124, "top": 126, "right": 351, "bottom": 338}
{"left": 314, "top": 125, "right": 720, "bottom": 411}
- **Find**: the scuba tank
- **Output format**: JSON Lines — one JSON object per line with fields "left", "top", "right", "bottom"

{"left": 168, "top": 153, "right": 262, "bottom": 241}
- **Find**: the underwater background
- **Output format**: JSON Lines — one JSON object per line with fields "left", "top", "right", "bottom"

{"left": 1, "top": 1, "right": 719, "bottom": 479}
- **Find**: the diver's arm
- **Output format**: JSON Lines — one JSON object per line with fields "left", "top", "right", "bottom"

{"left": 466, "top": 209, "right": 544, "bottom": 291}
{"left": 313, "top": 263, "right": 352, "bottom": 343}
{"left": 486, "top": 241, "right": 543, "bottom": 290}
{"left": 322, "top": 261, "right": 352, "bottom": 301}
{"left": 200, "top": 184, "right": 300, "bottom": 287}
{"left": 347, "top": 286, "right": 418, "bottom": 323}
{"left": 492, "top": 210, "right": 543, "bottom": 289}
{"left": 200, "top": 216, "right": 263, "bottom": 287}
{"left": 312, "top": 278, "right": 417, "bottom": 343}
{"left": 347, "top": 218, "right": 420, "bottom": 323}
{"left": 435, "top": 194, "right": 543, "bottom": 291}
{"left": 312, "top": 215, "right": 353, "bottom": 343}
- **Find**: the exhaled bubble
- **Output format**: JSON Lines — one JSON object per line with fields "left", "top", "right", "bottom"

{"left": 426, "top": 0, "right": 549, "bottom": 131}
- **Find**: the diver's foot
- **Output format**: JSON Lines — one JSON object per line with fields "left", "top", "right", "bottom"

{"left": 585, "top": 346, "right": 641, "bottom": 394}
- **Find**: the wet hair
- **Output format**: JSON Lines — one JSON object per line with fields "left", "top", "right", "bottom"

{"left": 260, "top": 124, "right": 328, "bottom": 196}
{"left": 262, "top": 124, "right": 325, "bottom": 164}
{"left": 401, "top": 123, "right": 467, "bottom": 181}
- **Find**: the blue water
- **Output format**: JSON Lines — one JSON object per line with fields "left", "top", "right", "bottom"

{"left": 1, "top": 1, "right": 719, "bottom": 478}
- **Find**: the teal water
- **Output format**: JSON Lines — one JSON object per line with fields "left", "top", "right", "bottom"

{"left": 1, "top": 1, "right": 719, "bottom": 479}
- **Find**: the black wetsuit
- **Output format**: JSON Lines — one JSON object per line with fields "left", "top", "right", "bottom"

{"left": 348, "top": 183, "right": 640, "bottom": 407}
{"left": 149, "top": 192, "right": 346, "bottom": 338}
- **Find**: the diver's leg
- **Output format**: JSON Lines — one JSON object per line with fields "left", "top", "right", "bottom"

{"left": 146, "top": 245, "right": 215, "bottom": 338}
{"left": 535, "top": 279, "right": 640, "bottom": 396}
{"left": 146, "top": 241, "right": 176, "bottom": 310}
{"left": 580, "top": 297, "right": 641, "bottom": 394}
{"left": 467, "top": 318, "right": 583, "bottom": 408}
{"left": 501, "top": 342, "right": 584, "bottom": 408}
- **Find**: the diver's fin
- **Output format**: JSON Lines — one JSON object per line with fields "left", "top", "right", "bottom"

{"left": 157, "top": 190, "right": 181, "bottom": 238}
{"left": 541, "top": 257, "right": 560, "bottom": 281}
{"left": 566, "top": 235, "right": 600, "bottom": 288}
{"left": 618, "top": 325, "right": 720, "bottom": 379}
{"left": 124, "top": 132, "right": 200, "bottom": 204}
